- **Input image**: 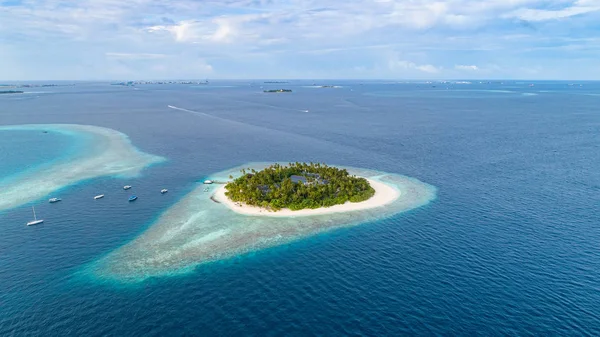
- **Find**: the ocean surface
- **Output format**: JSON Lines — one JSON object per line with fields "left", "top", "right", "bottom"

{"left": 1, "top": 80, "right": 600, "bottom": 335}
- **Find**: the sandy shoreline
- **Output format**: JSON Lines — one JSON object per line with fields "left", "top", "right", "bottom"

{"left": 213, "top": 177, "right": 400, "bottom": 217}
{"left": 93, "top": 164, "right": 436, "bottom": 282}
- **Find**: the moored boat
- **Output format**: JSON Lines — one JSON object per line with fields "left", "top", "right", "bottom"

{"left": 203, "top": 180, "right": 213, "bottom": 184}
{"left": 94, "top": 194, "right": 104, "bottom": 200}
{"left": 49, "top": 198, "right": 62, "bottom": 203}
{"left": 26, "top": 206, "right": 44, "bottom": 226}
{"left": 161, "top": 189, "right": 168, "bottom": 194}
{"left": 123, "top": 185, "right": 132, "bottom": 190}
{"left": 128, "top": 195, "right": 138, "bottom": 201}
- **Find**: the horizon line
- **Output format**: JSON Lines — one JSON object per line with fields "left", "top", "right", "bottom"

{"left": 1, "top": 78, "right": 599, "bottom": 82}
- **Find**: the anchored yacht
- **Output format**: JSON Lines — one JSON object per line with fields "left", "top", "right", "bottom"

{"left": 26, "top": 206, "right": 44, "bottom": 226}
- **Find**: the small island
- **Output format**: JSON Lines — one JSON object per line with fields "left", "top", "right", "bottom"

{"left": 223, "top": 162, "right": 376, "bottom": 212}
{"left": 0, "top": 90, "right": 24, "bottom": 94}
{"left": 263, "top": 89, "right": 292, "bottom": 93}
{"left": 94, "top": 162, "right": 435, "bottom": 281}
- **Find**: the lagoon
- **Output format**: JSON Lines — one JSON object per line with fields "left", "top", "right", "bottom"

{"left": 89, "top": 164, "right": 435, "bottom": 282}
{"left": 0, "top": 124, "right": 164, "bottom": 211}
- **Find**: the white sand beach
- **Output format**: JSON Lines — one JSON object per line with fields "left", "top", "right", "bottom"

{"left": 213, "top": 177, "right": 400, "bottom": 217}
{"left": 93, "top": 164, "right": 436, "bottom": 282}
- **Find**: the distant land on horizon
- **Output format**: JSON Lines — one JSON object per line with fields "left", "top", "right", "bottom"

{"left": 1, "top": 79, "right": 599, "bottom": 84}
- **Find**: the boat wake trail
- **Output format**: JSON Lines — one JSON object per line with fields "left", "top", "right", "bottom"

{"left": 168, "top": 105, "right": 252, "bottom": 126}
{"left": 166, "top": 104, "right": 397, "bottom": 166}
{"left": 167, "top": 105, "right": 211, "bottom": 117}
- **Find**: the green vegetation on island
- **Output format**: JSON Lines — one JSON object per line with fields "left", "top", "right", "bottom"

{"left": 225, "top": 162, "right": 375, "bottom": 211}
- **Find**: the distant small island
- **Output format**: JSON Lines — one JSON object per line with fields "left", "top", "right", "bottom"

{"left": 111, "top": 80, "right": 208, "bottom": 86}
{"left": 263, "top": 89, "right": 292, "bottom": 93}
{"left": 0, "top": 90, "right": 24, "bottom": 94}
{"left": 224, "top": 163, "right": 375, "bottom": 211}
{"left": 0, "top": 84, "right": 74, "bottom": 89}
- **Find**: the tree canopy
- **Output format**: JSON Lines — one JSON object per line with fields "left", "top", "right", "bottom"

{"left": 224, "top": 162, "right": 375, "bottom": 211}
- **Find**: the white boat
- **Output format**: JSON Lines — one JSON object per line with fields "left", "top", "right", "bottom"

{"left": 48, "top": 198, "right": 61, "bottom": 203}
{"left": 161, "top": 189, "right": 168, "bottom": 194}
{"left": 123, "top": 185, "right": 132, "bottom": 190}
{"left": 203, "top": 180, "right": 213, "bottom": 184}
{"left": 26, "top": 206, "right": 44, "bottom": 226}
{"left": 94, "top": 194, "right": 105, "bottom": 200}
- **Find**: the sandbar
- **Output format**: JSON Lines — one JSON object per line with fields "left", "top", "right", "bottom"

{"left": 214, "top": 178, "right": 400, "bottom": 217}
{"left": 0, "top": 124, "right": 164, "bottom": 211}
{"left": 87, "top": 163, "right": 436, "bottom": 283}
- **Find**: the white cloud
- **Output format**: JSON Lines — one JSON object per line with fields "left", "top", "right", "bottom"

{"left": 105, "top": 52, "right": 169, "bottom": 60}
{"left": 146, "top": 15, "right": 263, "bottom": 44}
{"left": 415, "top": 64, "right": 441, "bottom": 73}
{"left": 389, "top": 59, "right": 441, "bottom": 73}
{"left": 455, "top": 64, "right": 479, "bottom": 71}
{"left": 1, "top": 0, "right": 600, "bottom": 79}
{"left": 505, "top": 0, "right": 600, "bottom": 21}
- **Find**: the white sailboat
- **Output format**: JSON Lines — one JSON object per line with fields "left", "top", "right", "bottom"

{"left": 26, "top": 206, "right": 44, "bottom": 226}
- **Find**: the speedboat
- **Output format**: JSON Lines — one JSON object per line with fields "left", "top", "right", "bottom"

{"left": 128, "top": 195, "right": 138, "bottom": 202}
{"left": 48, "top": 198, "right": 62, "bottom": 203}
{"left": 26, "top": 206, "right": 44, "bottom": 226}
{"left": 94, "top": 194, "right": 104, "bottom": 200}
{"left": 203, "top": 180, "right": 213, "bottom": 184}
{"left": 123, "top": 185, "right": 132, "bottom": 190}
{"left": 161, "top": 189, "right": 168, "bottom": 194}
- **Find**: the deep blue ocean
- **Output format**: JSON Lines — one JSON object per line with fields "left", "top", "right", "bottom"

{"left": 1, "top": 81, "right": 600, "bottom": 335}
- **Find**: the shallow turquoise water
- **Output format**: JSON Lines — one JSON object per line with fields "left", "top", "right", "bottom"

{"left": 87, "top": 163, "right": 435, "bottom": 283}
{"left": 0, "top": 124, "right": 163, "bottom": 212}
{"left": 0, "top": 129, "right": 77, "bottom": 178}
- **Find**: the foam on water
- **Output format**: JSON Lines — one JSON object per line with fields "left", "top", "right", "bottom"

{"left": 88, "top": 163, "right": 436, "bottom": 283}
{"left": 0, "top": 124, "right": 165, "bottom": 211}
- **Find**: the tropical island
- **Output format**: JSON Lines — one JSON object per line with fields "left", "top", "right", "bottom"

{"left": 210, "top": 162, "right": 406, "bottom": 218}
{"left": 94, "top": 163, "right": 436, "bottom": 281}
{"left": 224, "top": 162, "right": 375, "bottom": 211}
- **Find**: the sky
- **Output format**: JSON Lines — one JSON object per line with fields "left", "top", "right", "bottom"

{"left": 1, "top": 0, "right": 599, "bottom": 80}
